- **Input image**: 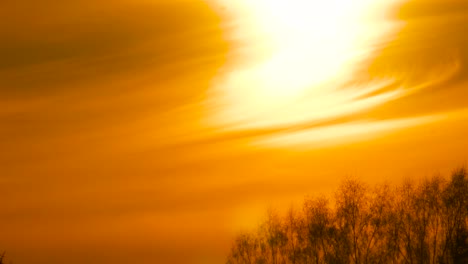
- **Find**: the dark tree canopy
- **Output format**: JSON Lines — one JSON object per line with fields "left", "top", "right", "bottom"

{"left": 227, "top": 169, "right": 468, "bottom": 264}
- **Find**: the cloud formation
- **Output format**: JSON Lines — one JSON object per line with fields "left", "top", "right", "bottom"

{"left": 1, "top": 1, "right": 468, "bottom": 264}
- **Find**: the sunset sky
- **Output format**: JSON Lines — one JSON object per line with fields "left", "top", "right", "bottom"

{"left": 1, "top": 0, "right": 468, "bottom": 263}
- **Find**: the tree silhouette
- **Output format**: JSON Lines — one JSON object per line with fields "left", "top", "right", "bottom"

{"left": 227, "top": 169, "right": 468, "bottom": 264}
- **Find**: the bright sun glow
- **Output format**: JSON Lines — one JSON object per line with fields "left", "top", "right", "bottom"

{"left": 207, "top": 0, "right": 406, "bottom": 131}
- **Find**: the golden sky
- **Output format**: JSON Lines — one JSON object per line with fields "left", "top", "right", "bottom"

{"left": 1, "top": 0, "right": 468, "bottom": 263}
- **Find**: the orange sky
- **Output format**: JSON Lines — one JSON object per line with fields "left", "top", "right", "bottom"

{"left": 1, "top": 0, "right": 468, "bottom": 263}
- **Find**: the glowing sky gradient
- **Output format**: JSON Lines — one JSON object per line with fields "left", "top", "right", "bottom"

{"left": 1, "top": 0, "right": 468, "bottom": 263}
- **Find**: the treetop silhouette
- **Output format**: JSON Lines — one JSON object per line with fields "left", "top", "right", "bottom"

{"left": 227, "top": 169, "right": 468, "bottom": 264}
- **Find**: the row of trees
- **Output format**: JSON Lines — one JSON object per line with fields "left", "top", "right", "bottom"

{"left": 227, "top": 169, "right": 468, "bottom": 264}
